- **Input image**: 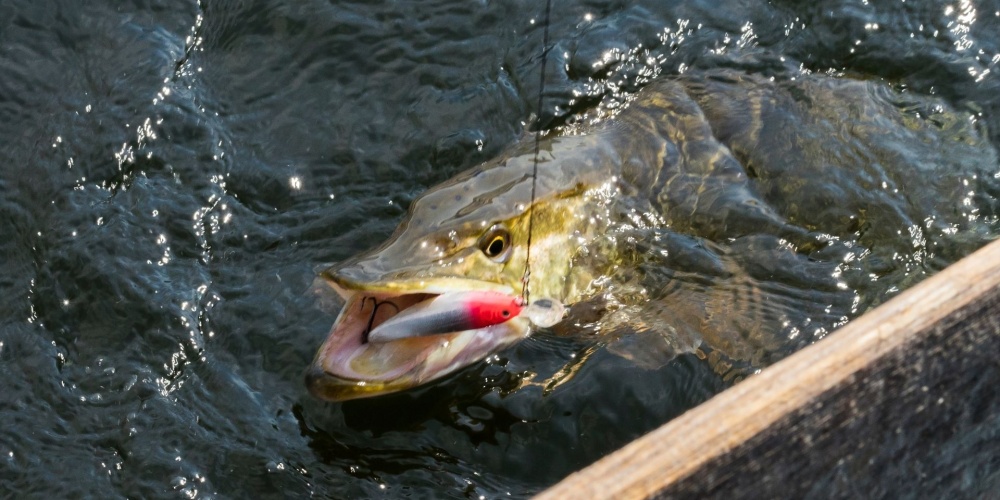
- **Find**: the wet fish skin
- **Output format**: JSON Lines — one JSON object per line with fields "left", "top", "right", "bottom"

{"left": 308, "top": 69, "right": 998, "bottom": 401}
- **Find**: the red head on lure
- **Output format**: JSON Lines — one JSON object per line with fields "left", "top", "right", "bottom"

{"left": 463, "top": 291, "right": 524, "bottom": 329}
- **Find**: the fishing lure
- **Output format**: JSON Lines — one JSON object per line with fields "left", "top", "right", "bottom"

{"left": 523, "top": 298, "right": 565, "bottom": 328}
{"left": 367, "top": 291, "right": 564, "bottom": 343}
{"left": 368, "top": 291, "right": 523, "bottom": 343}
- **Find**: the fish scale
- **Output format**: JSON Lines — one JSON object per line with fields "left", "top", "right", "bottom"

{"left": 309, "top": 68, "right": 998, "bottom": 401}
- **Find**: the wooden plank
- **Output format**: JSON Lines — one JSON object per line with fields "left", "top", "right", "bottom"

{"left": 538, "top": 237, "right": 1000, "bottom": 499}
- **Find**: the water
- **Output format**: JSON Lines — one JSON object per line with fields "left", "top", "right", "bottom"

{"left": 1, "top": 0, "right": 999, "bottom": 497}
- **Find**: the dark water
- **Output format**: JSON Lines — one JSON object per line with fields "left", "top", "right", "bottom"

{"left": 2, "top": 0, "right": 1000, "bottom": 497}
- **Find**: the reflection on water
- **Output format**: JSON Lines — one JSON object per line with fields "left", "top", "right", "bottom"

{"left": 1, "top": 0, "right": 999, "bottom": 497}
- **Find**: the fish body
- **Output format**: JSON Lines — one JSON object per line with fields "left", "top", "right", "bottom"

{"left": 308, "top": 69, "right": 998, "bottom": 402}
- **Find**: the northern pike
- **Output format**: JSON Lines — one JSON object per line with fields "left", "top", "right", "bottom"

{"left": 307, "top": 69, "right": 998, "bottom": 402}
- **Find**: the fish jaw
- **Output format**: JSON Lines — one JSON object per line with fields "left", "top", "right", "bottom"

{"left": 306, "top": 280, "right": 530, "bottom": 402}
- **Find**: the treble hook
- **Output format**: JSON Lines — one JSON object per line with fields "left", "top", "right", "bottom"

{"left": 360, "top": 296, "right": 400, "bottom": 343}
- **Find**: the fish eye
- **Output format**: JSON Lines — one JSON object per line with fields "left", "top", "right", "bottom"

{"left": 479, "top": 224, "right": 511, "bottom": 262}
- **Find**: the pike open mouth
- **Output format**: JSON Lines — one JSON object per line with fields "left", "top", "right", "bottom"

{"left": 306, "top": 286, "right": 531, "bottom": 402}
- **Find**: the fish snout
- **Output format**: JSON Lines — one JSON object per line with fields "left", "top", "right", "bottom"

{"left": 303, "top": 364, "right": 330, "bottom": 399}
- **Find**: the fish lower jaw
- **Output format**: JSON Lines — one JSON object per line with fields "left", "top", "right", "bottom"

{"left": 306, "top": 288, "right": 530, "bottom": 402}
{"left": 306, "top": 323, "right": 529, "bottom": 402}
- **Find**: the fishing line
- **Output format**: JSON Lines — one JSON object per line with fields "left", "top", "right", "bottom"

{"left": 521, "top": 0, "right": 553, "bottom": 305}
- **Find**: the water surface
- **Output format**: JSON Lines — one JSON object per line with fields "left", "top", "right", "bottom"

{"left": 2, "top": 0, "right": 1000, "bottom": 497}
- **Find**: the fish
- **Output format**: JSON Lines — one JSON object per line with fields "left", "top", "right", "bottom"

{"left": 307, "top": 68, "right": 998, "bottom": 402}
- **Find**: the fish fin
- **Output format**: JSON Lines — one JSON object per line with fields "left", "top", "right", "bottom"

{"left": 603, "top": 321, "right": 701, "bottom": 371}
{"left": 601, "top": 301, "right": 703, "bottom": 370}
{"left": 694, "top": 343, "right": 760, "bottom": 384}
{"left": 540, "top": 341, "right": 604, "bottom": 395}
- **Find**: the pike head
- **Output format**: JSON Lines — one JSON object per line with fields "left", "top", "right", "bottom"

{"left": 308, "top": 135, "right": 621, "bottom": 401}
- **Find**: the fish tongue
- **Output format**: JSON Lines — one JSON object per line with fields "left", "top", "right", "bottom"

{"left": 368, "top": 292, "right": 475, "bottom": 343}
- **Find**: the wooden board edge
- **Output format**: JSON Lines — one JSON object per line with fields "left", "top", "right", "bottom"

{"left": 536, "top": 237, "right": 1000, "bottom": 499}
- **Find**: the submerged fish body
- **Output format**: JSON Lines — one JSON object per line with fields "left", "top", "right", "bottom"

{"left": 308, "top": 69, "right": 998, "bottom": 402}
